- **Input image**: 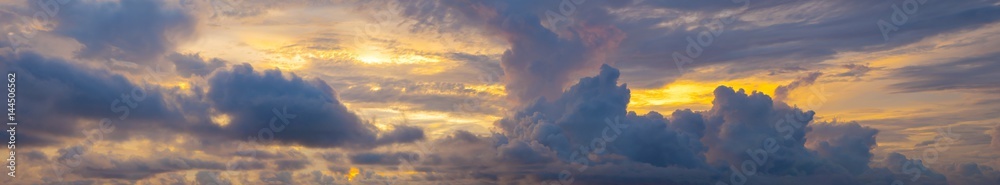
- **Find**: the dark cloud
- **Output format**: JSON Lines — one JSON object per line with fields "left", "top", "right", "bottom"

{"left": 938, "top": 163, "right": 1000, "bottom": 185}
{"left": 402, "top": 65, "right": 971, "bottom": 184}
{"left": 274, "top": 159, "right": 311, "bottom": 171}
{"left": 168, "top": 52, "right": 226, "bottom": 77}
{"left": 196, "top": 171, "right": 232, "bottom": 185}
{"left": 891, "top": 52, "right": 1000, "bottom": 93}
{"left": 375, "top": 125, "right": 426, "bottom": 145}
{"left": 806, "top": 121, "right": 879, "bottom": 175}
{"left": 0, "top": 51, "right": 192, "bottom": 147}
{"left": 72, "top": 155, "right": 227, "bottom": 180}
{"left": 836, "top": 63, "right": 879, "bottom": 78}
{"left": 207, "top": 63, "right": 424, "bottom": 148}
{"left": 53, "top": 0, "right": 198, "bottom": 62}
{"left": 349, "top": 152, "right": 418, "bottom": 165}
{"left": 610, "top": 0, "right": 1000, "bottom": 82}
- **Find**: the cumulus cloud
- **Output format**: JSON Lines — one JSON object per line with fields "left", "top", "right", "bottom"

{"left": 806, "top": 121, "right": 879, "bottom": 175}
{"left": 207, "top": 63, "right": 424, "bottom": 148}
{"left": 396, "top": 0, "right": 626, "bottom": 103}
{"left": 383, "top": 64, "right": 1000, "bottom": 184}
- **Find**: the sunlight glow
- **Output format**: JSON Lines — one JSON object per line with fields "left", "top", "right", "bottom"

{"left": 347, "top": 167, "right": 360, "bottom": 181}
{"left": 211, "top": 114, "right": 232, "bottom": 127}
{"left": 629, "top": 80, "right": 781, "bottom": 112}
{"left": 272, "top": 54, "right": 308, "bottom": 70}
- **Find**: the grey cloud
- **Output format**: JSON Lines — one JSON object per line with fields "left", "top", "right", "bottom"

{"left": 396, "top": 0, "right": 626, "bottom": 103}
{"left": 0, "top": 51, "right": 196, "bottom": 147}
{"left": 836, "top": 63, "right": 880, "bottom": 78}
{"left": 938, "top": 163, "right": 1000, "bottom": 185}
{"left": 773, "top": 71, "right": 822, "bottom": 101}
{"left": 891, "top": 51, "right": 1000, "bottom": 93}
{"left": 612, "top": 0, "right": 1000, "bottom": 83}
{"left": 807, "top": 121, "right": 879, "bottom": 175}
{"left": 412, "top": 65, "right": 951, "bottom": 184}
{"left": 168, "top": 53, "right": 226, "bottom": 77}
{"left": 207, "top": 63, "right": 424, "bottom": 148}
{"left": 992, "top": 123, "right": 1000, "bottom": 149}
{"left": 53, "top": 0, "right": 198, "bottom": 62}
{"left": 349, "top": 152, "right": 418, "bottom": 165}
{"left": 274, "top": 159, "right": 311, "bottom": 171}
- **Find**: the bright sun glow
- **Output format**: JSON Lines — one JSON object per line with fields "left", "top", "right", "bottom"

{"left": 347, "top": 167, "right": 360, "bottom": 181}
{"left": 629, "top": 80, "right": 781, "bottom": 112}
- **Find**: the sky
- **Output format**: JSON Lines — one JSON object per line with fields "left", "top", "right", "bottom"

{"left": 1, "top": 0, "right": 999, "bottom": 184}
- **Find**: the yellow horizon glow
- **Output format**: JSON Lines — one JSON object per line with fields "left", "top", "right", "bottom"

{"left": 629, "top": 80, "right": 781, "bottom": 113}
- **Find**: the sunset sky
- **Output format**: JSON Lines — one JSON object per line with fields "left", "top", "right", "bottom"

{"left": 2, "top": 0, "right": 1000, "bottom": 184}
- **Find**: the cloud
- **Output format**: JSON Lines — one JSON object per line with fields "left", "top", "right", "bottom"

{"left": 0, "top": 51, "right": 189, "bottom": 147}
{"left": 938, "top": 163, "right": 1000, "bottom": 185}
{"left": 806, "top": 121, "right": 879, "bottom": 175}
{"left": 396, "top": 0, "right": 626, "bottom": 103}
{"left": 274, "top": 159, "right": 311, "bottom": 171}
{"left": 168, "top": 52, "right": 226, "bottom": 77}
{"left": 349, "top": 152, "right": 418, "bottom": 165}
{"left": 52, "top": 0, "right": 198, "bottom": 62}
{"left": 891, "top": 51, "right": 1000, "bottom": 93}
{"left": 992, "top": 123, "right": 1000, "bottom": 149}
{"left": 835, "top": 63, "right": 879, "bottom": 78}
{"left": 396, "top": 64, "right": 972, "bottom": 184}
{"left": 773, "top": 72, "right": 821, "bottom": 101}
{"left": 610, "top": 0, "right": 1000, "bottom": 83}
{"left": 207, "top": 63, "right": 425, "bottom": 148}
{"left": 69, "top": 152, "right": 230, "bottom": 180}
